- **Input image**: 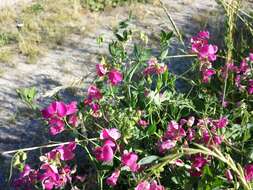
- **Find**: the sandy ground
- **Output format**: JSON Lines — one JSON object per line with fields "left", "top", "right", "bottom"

{"left": 0, "top": 0, "right": 230, "bottom": 187}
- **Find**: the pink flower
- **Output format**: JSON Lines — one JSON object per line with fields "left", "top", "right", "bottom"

{"left": 190, "top": 154, "right": 208, "bottom": 177}
{"left": 202, "top": 129, "right": 210, "bottom": 144}
{"left": 96, "top": 64, "right": 107, "bottom": 77}
{"left": 202, "top": 68, "right": 216, "bottom": 83}
{"left": 138, "top": 119, "right": 149, "bottom": 128}
{"left": 66, "top": 101, "right": 78, "bottom": 115}
{"left": 213, "top": 135, "right": 223, "bottom": 145}
{"left": 38, "top": 164, "right": 60, "bottom": 190}
{"left": 199, "top": 44, "right": 218, "bottom": 61}
{"left": 135, "top": 181, "right": 150, "bottom": 190}
{"left": 157, "top": 139, "right": 176, "bottom": 154}
{"left": 244, "top": 164, "right": 253, "bottom": 182}
{"left": 187, "top": 128, "right": 195, "bottom": 142}
{"left": 90, "top": 102, "right": 100, "bottom": 112}
{"left": 213, "top": 117, "right": 228, "bottom": 129}
{"left": 106, "top": 170, "right": 120, "bottom": 187}
{"left": 42, "top": 101, "right": 67, "bottom": 118}
{"left": 88, "top": 85, "right": 102, "bottom": 100}
{"left": 239, "top": 59, "right": 249, "bottom": 74}
{"left": 225, "top": 169, "right": 233, "bottom": 182}
{"left": 171, "top": 159, "right": 184, "bottom": 167}
{"left": 13, "top": 165, "right": 37, "bottom": 188}
{"left": 121, "top": 151, "right": 140, "bottom": 172}
{"left": 49, "top": 118, "right": 65, "bottom": 136}
{"left": 248, "top": 80, "right": 253, "bottom": 94}
{"left": 144, "top": 58, "right": 167, "bottom": 75}
{"left": 198, "top": 31, "right": 210, "bottom": 39}
{"left": 249, "top": 53, "right": 253, "bottom": 61}
{"left": 100, "top": 128, "right": 121, "bottom": 141}
{"left": 108, "top": 69, "right": 123, "bottom": 86}
{"left": 165, "top": 121, "right": 186, "bottom": 141}
{"left": 150, "top": 180, "right": 165, "bottom": 190}
{"left": 47, "top": 142, "right": 76, "bottom": 161}
{"left": 94, "top": 142, "right": 115, "bottom": 162}
{"left": 68, "top": 114, "right": 78, "bottom": 127}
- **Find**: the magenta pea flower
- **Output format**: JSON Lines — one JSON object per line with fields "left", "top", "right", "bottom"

{"left": 38, "top": 164, "right": 60, "bottom": 190}
{"left": 108, "top": 69, "right": 123, "bottom": 86}
{"left": 202, "top": 68, "right": 216, "bottom": 83}
{"left": 100, "top": 128, "right": 121, "bottom": 141}
{"left": 249, "top": 53, "right": 253, "bottom": 61}
{"left": 138, "top": 119, "right": 149, "bottom": 128}
{"left": 88, "top": 85, "right": 102, "bottom": 100}
{"left": 150, "top": 180, "right": 165, "bottom": 190}
{"left": 187, "top": 128, "right": 196, "bottom": 142}
{"left": 157, "top": 139, "right": 176, "bottom": 154}
{"left": 135, "top": 180, "right": 150, "bottom": 190}
{"left": 42, "top": 101, "right": 68, "bottom": 118}
{"left": 191, "top": 154, "right": 208, "bottom": 172}
{"left": 225, "top": 169, "right": 233, "bottom": 182}
{"left": 47, "top": 142, "right": 76, "bottom": 161}
{"left": 94, "top": 142, "right": 115, "bottom": 162}
{"left": 199, "top": 44, "right": 218, "bottom": 61}
{"left": 244, "top": 164, "right": 253, "bottom": 182}
{"left": 96, "top": 64, "right": 107, "bottom": 77}
{"left": 68, "top": 114, "right": 78, "bottom": 127}
{"left": 13, "top": 164, "right": 37, "bottom": 188}
{"left": 213, "top": 117, "right": 228, "bottom": 129}
{"left": 165, "top": 121, "right": 186, "bottom": 141}
{"left": 198, "top": 31, "right": 210, "bottom": 39}
{"left": 121, "top": 151, "right": 140, "bottom": 172}
{"left": 49, "top": 118, "right": 65, "bottom": 136}
{"left": 248, "top": 79, "right": 253, "bottom": 94}
{"left": 106, "top": 170, "right": 120, "bottom": 187}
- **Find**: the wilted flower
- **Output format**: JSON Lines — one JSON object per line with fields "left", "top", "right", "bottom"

{"left": 165, "top": 121, "right": 186, "bottom": 141}
{"left": 225, "top": 169, "right": 233, "bottom": 182}
{"left": 96, "top": 64, "right": 107, "bottom": 77}
{"left": 106, "top": 170, "right": 120, "bottom": 187}
{"left": 138, "top": 119, "right": 149, "bottom": 128}
{"left": 157, "top": 139, "right": 176, "bottom": 154}
{"left": 202, "top": 68, "right": 216, "bottom": 83}
{"left": 87, "top": 85, "right": 102, "bottom": 100}
{"left": 13, "top": 165, "right": 37, "bottom": 189}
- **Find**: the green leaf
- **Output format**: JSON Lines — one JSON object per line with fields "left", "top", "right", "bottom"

{"left": 138, "top": 155, "right": 159, "bottom": 165}
{"left": 147, "top": 124, "right": 156, "bottom": 135}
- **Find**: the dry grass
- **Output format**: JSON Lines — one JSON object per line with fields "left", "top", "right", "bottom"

{"left": 0, "top": 0, "right": 87, "bottom": 64}
{"left": 0, "top": 47, "right": 14, "bottom": 63}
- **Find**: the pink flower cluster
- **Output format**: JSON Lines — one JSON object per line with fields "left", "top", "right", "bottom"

{"left": 157, "top": 116, "right": 228, "bottom": 176}
{"left": 14, "top": 142, "right": 77, "bottom": 190}
{"left": 191, "top": 31, "right": 218, "bottom": 62}
{"left": 96, "top": 63, "right": 123, "bottom": 86}
{"left": 42, "top": 101, "right": 78, "bottom": 135}
{"left": 135, "top": 180, "right": 165, "bottom": 190}
{"left": 144, "top": 57, "right": 167, "bottom": 75}
{"left": 191, "top": 31, "right": 218, "bottom": 83}
{"left": 220, "top": 53, "right": 253, "bottom": 95}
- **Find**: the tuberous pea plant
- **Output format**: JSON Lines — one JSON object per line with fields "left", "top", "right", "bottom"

{"left": 10, "top": 18, "right": 253, "bottom": 190}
